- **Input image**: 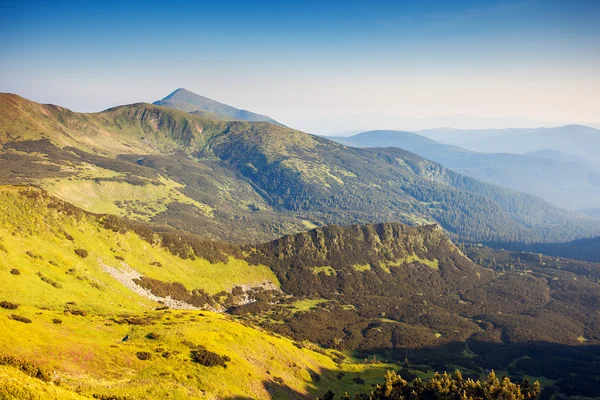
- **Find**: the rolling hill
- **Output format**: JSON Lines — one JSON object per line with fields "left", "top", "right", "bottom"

{"left": 1, "top": 93, "right": 599, "bottom": 247}
{"left": 0, "top": 186, "right": 398, "bottom": 399}
{"left": 327, "top": 130, "right": 600, "bottom": 210}
{"left": 153, "top": 88, "right": 281, "bottom": 124}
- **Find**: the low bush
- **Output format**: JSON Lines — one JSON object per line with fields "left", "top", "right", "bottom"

{"left": 136, "top": 351, "right": 152, "bottom": 361}
{"left": 74, "top": 249, "right": 89, "bottom": 258}
{"left": 9, "top": 314, "right": 32, "bottom": 323}
{"left": 146, "top": 332, "right": 161, "bottom": 340}
{"left": 26, "top": 251, "right": 43, "bottom": 260}
{"left": 0, "top": 355, "right": 51, "bottom": 381}
{"left": 190, "top": 346, "right": 231, "bottom": 367}
{"left": 52, "top": 318, "right": 63, "bottom": 324}
{"left": 67, "top": 308, "right": 87, "bottom": 317}
{"left": 37, "top": 272, "right": 62, "bottom": 288}
{"left": 9, "top": 268, "right": 20, "bottom": 275}
{"left": 92, "top": 393, "right": 130, "bottom": 400}
{"left": 0, "top": 301, "right": 18, "bottom": 310}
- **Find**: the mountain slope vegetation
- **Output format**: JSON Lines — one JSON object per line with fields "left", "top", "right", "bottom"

{"left": 328, "top": 130, "right": 600, "bottom": 210}
{"left": 1, "top": 93, "right": 599, "bottom": 247}
{"left": 238, "top": 223, "right": 600, "bottom": 397}
{"left": 0, "top": 185, "right": 402, "bottom": 399}
{"left": 1, "top": 186, "right": 598, "bottom": 398}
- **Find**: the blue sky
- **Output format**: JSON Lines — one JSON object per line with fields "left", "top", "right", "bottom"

{"left": 1, "top": 0, "right": 599, "bottom": 132}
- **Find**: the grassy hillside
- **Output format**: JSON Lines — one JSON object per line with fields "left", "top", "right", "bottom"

{"left": 0, "top": 187, "right": 597, "bottom": 397}
{"left": 0, "top": 186, "right": 398, "bottom": 399}
{"left": 1, "top": 93, "right": 599, "bottom": 247}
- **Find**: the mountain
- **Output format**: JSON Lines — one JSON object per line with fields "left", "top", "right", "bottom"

{"left": 1, "top": 93, "right": 599, "bottom": 247}
{"left": 0, "top": 185, "right": 395, "bottom": 399}
{"left": 526, "top": 149, "right": 600, "bottom": 171}
{"left": 240, "top": 222, "right": 600, "bottom": 397}
{"left": 1, "top": 186, "right": 598, "bottom": 397}
{"left": 417, "top": 125, "right": 600, "bottom": 165}
{"left": 153, "top": 88, "right": 281, "bottom": 124}
{"left": 327, "top": 130, "right": 600, "bottom": 210}
{"left": 496, "top": 235, "right": 600, "bottom": 263}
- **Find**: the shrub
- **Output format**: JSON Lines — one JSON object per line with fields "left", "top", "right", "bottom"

{"left": 0, "top": 355, "right": 51, "bottom": 381}
{"left": 136, "top": 351, "right": 152, "bottom": 361}
{"left": 67, "top": 309, "right": 87, "bottom": 317}
{"left": 74, "top": 249, "right": 89, "bottom": 258}
{"left": 115, "top": 255, "right": 124, "bottom": 261}
{"left": 9, "top": 268, "right": 20, "bottom": 275}
{"left": 146, "top": 332, "right": 161, "bottom": 340}
{"left": 37, "top": 272, "right": 62, "bottom": 288}
{"left": 9, "top": 314, "right": 32, "bottom": 323}
{"left": 26, "top": 251, "right": 43, "bottom": 259}
{"left": 190, "top": 346, "right": 230, "bottom": 367}
{"left": 273, "top": 377, "right": 285, "bottom": 384}
{"left": 92, "top": 393, "right": 130, "bottom": 400}
{"left": 0, "top": 301, "right": 18, "bottom": 310}
{"left": 52, "top": 318, "right": 63, "bottom": 324}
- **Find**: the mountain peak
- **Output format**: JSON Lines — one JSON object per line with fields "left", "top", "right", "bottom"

{"left": 154, "top": 88, "right": 281, "bottom": 125}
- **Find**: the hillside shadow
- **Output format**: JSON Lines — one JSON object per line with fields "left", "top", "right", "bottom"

{"left": 355, "top": 341, "right": 600, "bottom": 400}
{"left": 224, "top": 341, "right": 600, "bottom": 400}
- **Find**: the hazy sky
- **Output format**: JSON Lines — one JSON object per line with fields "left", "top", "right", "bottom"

{"left": 1, "top": 0, "right": 599, "bottom": 133}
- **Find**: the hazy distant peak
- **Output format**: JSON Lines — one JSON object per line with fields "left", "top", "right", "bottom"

{"left": 153, "top": 88, "right": 281, "bottom": 125}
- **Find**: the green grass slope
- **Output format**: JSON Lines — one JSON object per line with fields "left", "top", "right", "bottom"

{"left": 0, "top": 186, "right": 396, "bottom": 399}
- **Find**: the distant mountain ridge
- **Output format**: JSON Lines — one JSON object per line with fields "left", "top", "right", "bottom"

{"left": 153, "top": 88, "right": 281, "bottom": 125}
{"left": 417, "top": 124, "right": 600, "bottom": 165}
{"left": 328, "top": 130, "right": 600, "bottom": 210}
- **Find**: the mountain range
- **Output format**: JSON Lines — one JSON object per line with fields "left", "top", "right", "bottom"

{"left": 1, "top": 93, "right": 599, "bottom": 247}
{"left": 2, "top": 90, "right": 600, "bottom": 398}
{"left": 327, "top": 130, "right": 600, "bottom": 211}
{"left": 417, "top": 125, "right": 600, "bottom": 166}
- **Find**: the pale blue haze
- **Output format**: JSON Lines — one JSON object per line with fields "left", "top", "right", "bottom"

{"left": 1, "top": 0, "right": 599, "bottom": 132}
